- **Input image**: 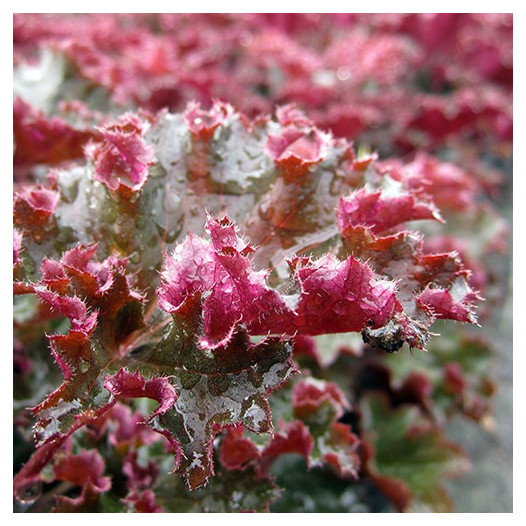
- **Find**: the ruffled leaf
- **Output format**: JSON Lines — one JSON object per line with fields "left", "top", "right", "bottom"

{"left": 221, "top": 377, "right": 360, "bottom": 480}
{"left": 53, "top": 450, "right": 111, "bottom": 511}
{"left": 103, "top": 369, "right": 177, "bottom": 420}
{"left": 337, "top": 186, "right": 442, "bottom": 235}
{"left": 14, "top": 186, "right": 60, "bottom": 227}
{"left": 153, "top": 330, "right": 296, "bottom": 489}
{"left": 15, "top": 247, "right": 147, "bottom": 475}
{"left": 184, "top": 100, "right": 233, "bottom": 140}
{"left": 86, "top": 114, "right": 155, "bottom": 197}
{"left": 219, "top": 425, "right": 261, "bottom": 471}
{"left": 377, "top": 154, "right": 482, "bottom": 213}
{"left": 159, "top": 214, "right": 401, "bottom": 348}
{"left": 12, "top": 91, "right": 492, "bottom": 511}
{"left": 258, "top": 420, "right": 314, "bottom": 475}
{"left": 13, "top": 97, "right": 98, "bottom": 169}
{"left": 338, "top": 181, "right": 480, "bottom": 350}
{"left": 266, "top": 127, "right": 327, "bottom": 179}
{"left": 291, "top": 378, "right": 360, "bottom": 479}
{"left": 417, "top": 282, "right": 480, "bottom": 324}
{"left": 287, "top": 253, "right": 400, "bottom": 335}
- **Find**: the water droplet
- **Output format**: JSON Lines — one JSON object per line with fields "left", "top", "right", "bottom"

{"left": 164, "top": 230, "right": 178, "bottom": 243}
{"left": 239, "top": 31, "right": 253, "bottom": 47}
{"left": 260, "top": 204, "right": 275, "bottom": 220}
{"left": 136, "top": 215, "right": 146, "bottom": 230}
{"left": 105, "top": 206, "right": 117, "bottom": 223}
{"left": 79, "top": 360, "right": 91, "bottom": 373}
{"left": 155, "top": 222, "right": 166, "bottom": 237}
{"left": 148, "top": 235, "right": 159, "bottom": 248}
{"left": 16, "top": 481, "right": 42, "bottom": 504}
{"left": 60, "top": 178, "right": 80, "bottom": 204}
{"left": 164, "top": 194, "right": 181, "bottom": 214}
{"left": 336, "top": 66, "right": 352, "bottom": 81}
{"left": 129, "top": 193, "right": 141, "bottom": 205}
{"left": 329, "top": 176, "right": 343, "bottom": 196}
{"left": 312, "top": 290, "right": 329, "bottom": 305}
{"left": 129, "top": 251, "right": 141, "bottom": 264}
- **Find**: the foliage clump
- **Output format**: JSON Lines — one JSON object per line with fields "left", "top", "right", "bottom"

{"left": 13, "top": 13, "right": 511, "bottom": 513}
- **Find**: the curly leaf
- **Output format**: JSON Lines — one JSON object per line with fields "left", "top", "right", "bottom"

{"left": 86, "top": 114, "right": 155, "bottom": 197}
{"left": 149, "top": 329, "right": 296, "bottom": 489}
{"left": 53, "top": 450, "right": 112, "bottom": 512}
{"left": 338, "top": 181, "right": 480, "bottom": 350}
{"left": 159, "top": 214, "right": 401, "bottom": 348}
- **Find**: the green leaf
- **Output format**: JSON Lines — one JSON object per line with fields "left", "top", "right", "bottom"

{"left": 360, "top": 392, "right": 470, "bottom": 512}
{"left": 269, "top": 455, "right": 381, "bottom": 513}
{"left": 155, "top": 465, "right": 280, "bottom": 512}
{"left": 149, "top": 328, "right": 296, "bottom": 489}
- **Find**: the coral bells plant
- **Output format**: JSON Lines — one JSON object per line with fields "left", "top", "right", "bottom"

{"left": 13, "top": 13, "right": 511, "bottom": 513}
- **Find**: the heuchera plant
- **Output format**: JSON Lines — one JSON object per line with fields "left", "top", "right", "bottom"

{"left": 13, "top": 14, "right": 511, "bottom": 513}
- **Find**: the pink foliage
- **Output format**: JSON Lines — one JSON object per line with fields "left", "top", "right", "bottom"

{"left": 87, "top": 115, "right": 155, "bottom": 196}
{"left": 13, "top": 98, "right": 98, "bottom": 171}
{"left": 13, "top": 229, "right": 23, "bottom": 267}
{"left": 184, "top": 100, "right": 233, "bottom": 140}
{"left": 159, "top": 215, "right": 401, "bottom": 348}
{"left": 103, "top": 369, "right": 177, "bottom": 420}
{"left": 14, "top": 186, "right": 60, "bottom": 226}
{"left": 337, "top": 187, "right": 441, "bottom": 235}
{"left": 12, "top": 13, "right": 509, "bottom": 512}
{"left": 53, "top": 450, "right": 111, "bottom": 509}
{"left": 266, "top": 127, "right": 327, "bottom": 178}
{"left": 417, "top": 285, "right": 479, "bottom": 324}
{"left": 219, "top": 425, "right": 260, "bottom": 471}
